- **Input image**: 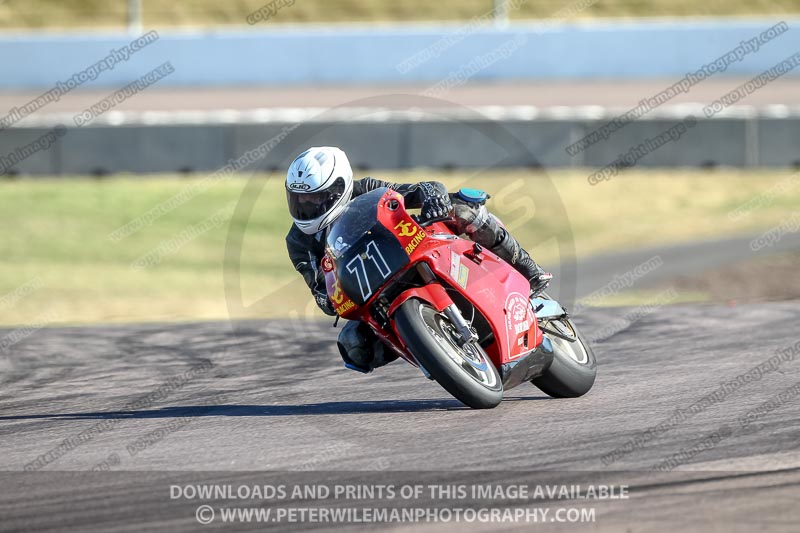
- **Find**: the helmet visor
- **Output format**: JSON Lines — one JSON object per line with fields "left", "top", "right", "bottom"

{"left": 286, "top": 177, "right": 347, "bottom": 221}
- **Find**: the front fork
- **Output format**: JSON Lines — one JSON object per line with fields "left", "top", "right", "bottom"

{"left": 443, "top": 304, "right": 478, "bottom": 346}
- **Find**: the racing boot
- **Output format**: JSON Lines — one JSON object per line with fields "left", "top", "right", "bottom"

{"left": 489, "top": 228, "right": 552, "bottom": 296}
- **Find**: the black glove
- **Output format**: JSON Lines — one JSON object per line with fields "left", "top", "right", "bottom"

{"left": 419, "top": 181, "right": 452, "bottom": 221}
{"left": 314, "top": 291, "right": 336, "bottom": 316}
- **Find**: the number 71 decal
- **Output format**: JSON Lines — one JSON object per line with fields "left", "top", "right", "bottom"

{"left": 345, "top": 240, "right": 391, "bottom": 301}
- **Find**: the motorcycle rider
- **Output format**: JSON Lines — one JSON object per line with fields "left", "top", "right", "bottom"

{"left": 285, "top": 146, "right": 552, "bottom": 373}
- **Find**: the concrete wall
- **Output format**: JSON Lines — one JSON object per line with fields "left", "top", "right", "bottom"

{"left": 1, "top": 18, "right": 800, "bottom": 88}
{"left": 3, "top": 113, "right": 798, "bottom": 176}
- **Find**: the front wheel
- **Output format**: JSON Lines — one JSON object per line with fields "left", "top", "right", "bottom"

{"left": 531, "top": 315, "right": 597, "bottom": 398}
{"left": 395, "top": 299, "right": 503, "bottom": 409}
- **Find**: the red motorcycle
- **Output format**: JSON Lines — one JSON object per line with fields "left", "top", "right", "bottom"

{"left": 323, "top": 187, "right": 596, "bottom": 409}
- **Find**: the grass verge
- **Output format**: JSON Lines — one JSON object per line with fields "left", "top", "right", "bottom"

{"left": 0, "top": 168, "right": 797, "bottom": 326}
{"left": 1, "top": 0, "right": 800, "bottom": 29}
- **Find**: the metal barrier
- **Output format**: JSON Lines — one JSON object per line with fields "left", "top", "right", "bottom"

{"left": 2, "top": 106, "right": 799, "bottom": 176}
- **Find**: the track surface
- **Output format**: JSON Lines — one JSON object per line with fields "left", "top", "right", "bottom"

{"left": 1, "top": 234, "right": 799, "bottom": 531}
{"left": 3, "top": 79, "right": 800, "bottom": 115}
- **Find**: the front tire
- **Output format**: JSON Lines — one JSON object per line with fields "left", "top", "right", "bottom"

{"left": 395, "top": 299, "right": 503, "bottom": 409}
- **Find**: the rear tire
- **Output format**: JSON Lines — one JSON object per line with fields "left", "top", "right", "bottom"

{"left": 531, "top": 316, "right": 596, "bottom": 398}
{"left": 395, "top": 299, "right": 503, "bottom": 409}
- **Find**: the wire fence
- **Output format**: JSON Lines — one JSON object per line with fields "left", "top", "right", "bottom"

{"left": 0, "top": 0, "right": 799, "bottom": 31}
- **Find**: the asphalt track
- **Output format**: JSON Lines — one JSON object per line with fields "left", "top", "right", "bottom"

{"left": 3, "top": 79, "right": 800, "bottom": 116}
{"left": 1, "top": 232, "right": 800, "bottom": 531}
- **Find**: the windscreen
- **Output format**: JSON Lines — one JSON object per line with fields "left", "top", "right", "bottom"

{"left": 326, "top": 187, "right": 386, "bottom": 257}
{"left": 325, "top": 188, "right": 410, "bottom": 305}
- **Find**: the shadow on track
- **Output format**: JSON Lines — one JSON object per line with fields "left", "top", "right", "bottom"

{"left": 0, "top": 396, "right": 547, "bottom": 420}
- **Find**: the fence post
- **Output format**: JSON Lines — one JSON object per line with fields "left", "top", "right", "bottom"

{"left": 494, "top": 0, "right": 509, "bottom": 28}
{"left": 128, "top": 0, "right": 143, "bottom": 35}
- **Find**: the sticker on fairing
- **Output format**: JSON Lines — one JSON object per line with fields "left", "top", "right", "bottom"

{"left": 449, "top": 252, "right": 470, "bottom": 289}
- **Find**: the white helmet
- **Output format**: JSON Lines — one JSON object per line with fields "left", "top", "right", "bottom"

{"left": 285, "top": 146, "right": 354, "bottom": 235}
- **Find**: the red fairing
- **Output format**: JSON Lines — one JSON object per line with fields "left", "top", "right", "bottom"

{"left": 325, "top": 189, "right": 542, "bottom": 369}
{"left": 409, "top": 234, "right": 542, "bottom": 367}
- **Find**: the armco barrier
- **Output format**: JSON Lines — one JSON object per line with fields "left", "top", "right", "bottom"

{"left": 757, "top": 116, "right": 800, "bottom": 166}
{"left": 58, "top": 125, "right": 232, "bottom": 174}
{"left": 1, "top": 106, "right": 799, "bottom": 175}
{"left": 578, "top": 118, "right": 750, "bottom": 168}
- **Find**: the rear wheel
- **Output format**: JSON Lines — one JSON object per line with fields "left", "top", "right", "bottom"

{"left": 395, "top": 299, "right": 503, "bottom": 409}
{"left": 531, "top": 315, "right": 596, "bottom": 398}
